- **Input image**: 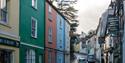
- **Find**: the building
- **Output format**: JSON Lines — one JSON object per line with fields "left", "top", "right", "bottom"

{"left": 122, "top": 1, "right": 125, "bottom": 63}
{"left": 45, "top": 1, "right": 57, "bottom": 63}
{"left": 64, "top": 20, "right": 70, "bottom": 63}
{"left": 20, "top": 0, "right": 45, "bottom": 63}
{"left": 96, "top": 10, "right": 108, "bottom": 63}
{"left": 96, "top": 0, "right": 124, "bottom": 63}
{"left": 0, "top": 0, "right": 20, "bottom": 63}
{"left": 86, "top": 31, "right": 96, "bottom": 63}
{"left": 56, "top": 10, "right": 65, "bottom": 63}
{"left": 71, "top": 32, "right": 88, "bottom": 63}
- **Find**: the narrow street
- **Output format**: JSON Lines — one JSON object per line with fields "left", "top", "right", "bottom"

{"left": 0, "top": 0, "right": 124, "bottom": 63}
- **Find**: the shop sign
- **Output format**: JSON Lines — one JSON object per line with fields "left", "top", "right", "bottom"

{"left": 0, "top": 37, "right": 19, "bottom": 47}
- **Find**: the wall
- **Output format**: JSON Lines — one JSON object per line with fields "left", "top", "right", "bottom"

{"left": 56, "top": 13, "right": 65, "bottom": 51}
{"left": 45, "top": 2, "right": 56, "bottom": 50}
{"left": 45, "top": 2, "right": 56, "bottom": 63}
{"left": 123, "top": 1, "right": 125, "bottom": 63}
{"left": 20, "top": 0, "right": 45, "bottom": 63}
{"left": 20, "top": 0, "right": 45, "bottom": 48}
{"left": 64, "top": 20, "right": 70, "bottom": 52}
{"left": 56, "top": 10, "right": 65, "bottom": 63}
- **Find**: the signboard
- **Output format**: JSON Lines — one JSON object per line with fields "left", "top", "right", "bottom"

{"left": 0, "top": 37, "right": 19, "bottom": 47}
{"left": 107, "top": 15, "right": 119, "bottom": 36}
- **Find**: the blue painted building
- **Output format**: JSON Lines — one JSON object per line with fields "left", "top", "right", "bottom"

{"left": 64, "top": 20, "right": 70, "bottom": 63}
{"left": 56, "top": 12, "right": 65, "bottom": 63}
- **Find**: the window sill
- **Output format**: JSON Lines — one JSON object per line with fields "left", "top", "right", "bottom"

{"left": 31, "top": 35, "right": 37, "bottom": 39}
{"left": 31, "top": 6, "right": 38, "bottom": 11}
{"left": 0, "top": 22, "right": 11, "bottom": 28}
{"left": 48, "top": 41, "right": 52, "bottom": 44}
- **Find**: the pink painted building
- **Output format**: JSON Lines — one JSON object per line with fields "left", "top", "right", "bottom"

{"left": 45, "top": 1, "right": 57, "bottom": 63}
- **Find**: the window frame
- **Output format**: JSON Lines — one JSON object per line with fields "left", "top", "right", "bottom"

{"left": 32, "top": 0, "right": 37, "bottom": 9}
{"left": 31, "top": 17, "right": 38, "bottom": 38}
{"left": 48, "top": 49, "right": 52, "bottom": 63}
{"left": 0, "top": 0, "right": 8, "bottom": 25}
{"left": 39, "top": 55, "right": 43, "bottom": 63}
{"left": 59, "top": 18, "right": 62, "bottom": 30}
{"left": 48, "top": 5, "right": 52, "bottom": 21}
{"left": 25, "top": 49, "right": 36, "bottom": 63}
{"left": 48, "top": 27, "right": 52, "bottom": 42}
{"left": 48, "top": 5, "right": 52, "bottom": 13}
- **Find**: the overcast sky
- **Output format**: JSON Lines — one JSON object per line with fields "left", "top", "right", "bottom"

{"left": 75, "top": 0, "right": 111, "bottom": 34}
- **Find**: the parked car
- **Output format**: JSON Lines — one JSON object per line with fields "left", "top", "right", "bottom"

{"left": 78, "top": 58, "right": 87, "bottom": 63}
{"left": 88, "top": 55, "right": 95, "bottom": 63}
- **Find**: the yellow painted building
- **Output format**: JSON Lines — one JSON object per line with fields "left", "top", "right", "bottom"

{"left": 0, "top": 0, "right": 19, "bottom": 63}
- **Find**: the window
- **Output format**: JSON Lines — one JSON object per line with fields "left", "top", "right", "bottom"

{"left": 0, "top": 0, "right": 8, "bottom": 24}
{"left": 31, "top": 17, "right": 37, "bottom": 38}
{"left": 32, "top": 0, "right": 37, "bottom": 9}
{"left": 48, "top": 5, "right": 52, "bottom": 13}
{"left": 58, "top": 55, "right": 62, "bottom": 63}
{"left": 48, "top": 49, "right": 52, "bottom": 63}
{"left": 48, "top": 27, "right": 52, "bottom": 42}
{"left": 26, "top": 49, "right": 36, "bottom": 63}
{"left": 48, "top": 5, "right": 52, "bottom": 20}
{"left": 60, "top": 18, "right": 62, "bottom": 26}
{"left": 39, "top": 55, "right": 43, "bottom": 63}
{"left": 0, "top": 49, "right": 13, "bottom": 63}
{"left": 59, "top": 18, "right": 62, "bottom": 29}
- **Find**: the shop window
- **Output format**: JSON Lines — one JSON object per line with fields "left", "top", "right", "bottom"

{"left": 0, "top": 49, "right": 13, "bottom": 63}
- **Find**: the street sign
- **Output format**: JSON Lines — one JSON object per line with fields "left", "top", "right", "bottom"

{"left": 107, "top": 15, "right": 119, "bottom": 36}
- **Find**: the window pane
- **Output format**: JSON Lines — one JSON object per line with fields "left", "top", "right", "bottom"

{"left": 48, "top": 50, "right": 51, "bottom": 63}
{"left": 48, "top": 27, "right": 52, "bottom": 42}
{"left": 49, "top": 5, "right": 52, "bottom": 13}
{"left": 39, "top": 55, "right": 42, "bottom": 63}
{"left": 0, "top": 0, "right": 7, "bottom": 23}
{"left": 31, "top": 18, "right": 37, "bottom": 38}
{"left": 0, "top": 0, "right": 6, "bottom": 9}
{"left": 32, "top": 0, "right": 35, "bottom": 7}
{"left": 26, "top": 50, "right": 36, "bottom": 63}
{"left": 32, "top": 0, "right": 37, "bottom": 9}
{"left": 0, "top": 49, "right": 12, "bottom": 63}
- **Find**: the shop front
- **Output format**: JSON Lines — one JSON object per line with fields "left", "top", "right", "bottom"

{"left": 0, "top": 37, "right": 19, "bottom": 63}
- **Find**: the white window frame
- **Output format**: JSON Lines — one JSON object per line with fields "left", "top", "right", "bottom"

{"left": 0, "top": 0, "right": 8, "bottom": 24}
{"left": 32, "top": 0, "right": 37, "bottom": 9}
{"left": 31, "top": 17, "right": 37, "bottom": 38}
{"left": 26, "top": 49, "right": 36, "bottom": 63}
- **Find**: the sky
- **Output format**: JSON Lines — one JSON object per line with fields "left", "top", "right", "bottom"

{"left": 75, "top": 0, "right": 111, "bottom": 34}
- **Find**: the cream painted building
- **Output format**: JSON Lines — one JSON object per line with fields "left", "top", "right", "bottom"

{"left": 0, "top": 0, "right": 19, "bottom": 63}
